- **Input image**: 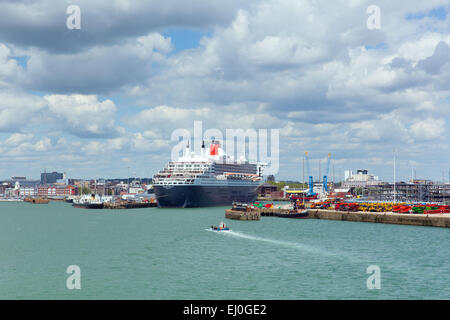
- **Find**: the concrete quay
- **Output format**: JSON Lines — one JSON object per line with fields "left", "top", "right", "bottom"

{"left": 225, "top": 208, "right": 450, "bottom": 228}
{"left": 308, "top": 209, "right": 450, "bottom": 228}
{"left": 225, "top": 209, "right": 261, "bottom": 220}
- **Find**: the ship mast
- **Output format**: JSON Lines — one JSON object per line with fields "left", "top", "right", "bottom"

{"left": 201, "top": 140, "right": 205, "bottom": 158}
{"left": 303, "top": 156, "right": 305, "bottom": 204}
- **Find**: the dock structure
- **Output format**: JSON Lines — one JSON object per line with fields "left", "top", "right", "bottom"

{"left": 24, "top": 198, "right": 49, "bottom": 204}
{"left": 102, "top": 201, "right": 157, "bottom": 209}
{"left": 307, "top": 209, "right": 450, "bottom": 228}
{"left": 256, "top": 197, "right": 290, "bottom": 202}
{"left": 225, "top": 209, "right": 260, "bottom": 220}
{"left": 225, "top": 208, "right": 450, "bottom": 228}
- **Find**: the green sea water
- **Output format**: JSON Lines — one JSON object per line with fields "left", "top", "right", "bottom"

{"left": 0, "top": 201, "right": 448, "bottom": 299}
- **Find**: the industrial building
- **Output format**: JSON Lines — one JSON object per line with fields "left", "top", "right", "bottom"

{"left": 257, "top": 183, "right": 278, "bottom": 197}
{"left": 40, "top": 171, "right": 64, "bottom": 184}
{"left": 363, "top": 181, "right": 450, "bottom": 203}
{"left": 343, "top": 169, "right": 380, "bottom": 188}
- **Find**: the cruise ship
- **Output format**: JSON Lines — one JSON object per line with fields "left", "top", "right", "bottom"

{"left": 153, "top": 140, "right": 264, "bottom": 208}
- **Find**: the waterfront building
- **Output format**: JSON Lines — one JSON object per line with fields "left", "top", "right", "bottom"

{"left": 19, "top": 187, "right": 37, "bottom": 197}
{"left": 37, "top": 185, "right": 77, "bottom": 197}
{"left": 40, "top": 171, "right": 63, "bottom": 184}
{"left": 343, "top": 169, "right": 381, "bottom": 188}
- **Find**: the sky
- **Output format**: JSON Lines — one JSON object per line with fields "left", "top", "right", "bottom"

{"left": 0, "top": 0, "right": 449, "bottom": 182}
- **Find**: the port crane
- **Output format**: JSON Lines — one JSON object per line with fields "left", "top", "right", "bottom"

{"left": 304, "top": 152, "right": 331, "bottom": 196}
{"left": 304, "top": 152, "right": 315, "bottom": 196}
{"left": 323, "top": 153, "right": 331, "bottom": 193}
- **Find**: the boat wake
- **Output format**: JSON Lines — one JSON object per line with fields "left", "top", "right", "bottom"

{"left": 226, "top": 231, "right": 318, "bottom": 252}
{"left": 206, "top": 229, "right": 419, "bottom": 274}
{"left": 205, "top": 228, "right": 231, "bottom": 233}
{"left": 210, "top": 229, "right": 345, "bottom": 259}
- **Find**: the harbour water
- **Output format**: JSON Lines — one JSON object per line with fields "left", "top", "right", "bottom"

{"left": 0, "top": 201, "right": 448, "bottom": 299}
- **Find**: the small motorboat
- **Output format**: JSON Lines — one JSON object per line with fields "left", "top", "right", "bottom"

{"left": 211, "top": 221, "right": 230, "bottom": 231}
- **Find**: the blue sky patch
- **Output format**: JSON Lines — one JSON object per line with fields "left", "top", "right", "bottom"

{"left": 365, "top": 43, "right": 388, "bottom": 50}
{"left": 406, "top": 5, "right": 448, "bottom": 20}
{"left": 10, "top": 55, "right": 29, "bottom": 69}
{"left": 163, "top": 27, "right": 212, "bottom": 53}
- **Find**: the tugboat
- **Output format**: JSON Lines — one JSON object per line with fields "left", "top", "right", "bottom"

{"left": 72, "top": 194, "right": 105, "bottom": 209}
{"left": 211, "top": 221, "right": 230, "bottom": 231}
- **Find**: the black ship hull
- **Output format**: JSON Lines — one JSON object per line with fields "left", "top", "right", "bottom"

{"left": 154, "top": 185, "right": 258, "bottom": 208}
{"left": 72, "top": 203, "right": 104, "bottom": 209}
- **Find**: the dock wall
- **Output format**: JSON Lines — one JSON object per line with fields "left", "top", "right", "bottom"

{"left": 225, "top": 209, "right": 260, "bottom": 220}
{"left": 225, "top": 208, "right": 450, "bottom": 228}
{"left": 308, "top": 210, "right": 450, "bottom": 228}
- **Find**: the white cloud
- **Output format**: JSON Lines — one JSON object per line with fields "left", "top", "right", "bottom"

{"left": 133, "top": 33, "right": 173, "bottom": 59}
{"left": 0, "top": 89, "right": 46, "bottom": 132}
{"left": 0, "top": 44, "right": 25, "bottom": 88}
{"left": 44, "top": 94, "right": 119, "bottom": 138}
{"left": 397, "top": 33, "right": 450, "bottom": 62}
{"left": 410, "top": 118, "right": 446, "bottom": 140}
{"left": 4, "top": 133, "right": 34, "bottom": 146}
{"left": 0, "top": 133, "right": 51, "bottom": 156}
{"left": 23, "top": 33, "right": 173, "bottom": 93}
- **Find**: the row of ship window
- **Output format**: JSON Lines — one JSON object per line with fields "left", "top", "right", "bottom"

{"left": 168, "top": 164, "right": 209, "bottom": 168}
